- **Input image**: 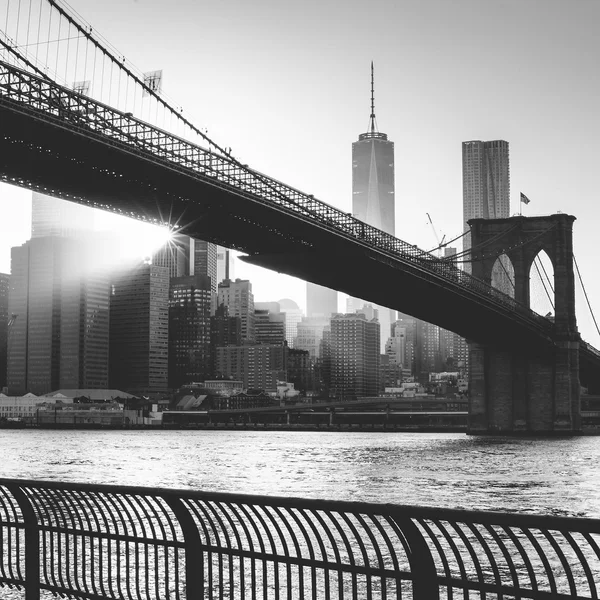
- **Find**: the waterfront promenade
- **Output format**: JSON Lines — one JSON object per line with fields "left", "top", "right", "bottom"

{"left": 2, "top": 477, "right": 600, "bottom": 599}
{"left": 2, "top": 430, "right": 600, "bottom": 598}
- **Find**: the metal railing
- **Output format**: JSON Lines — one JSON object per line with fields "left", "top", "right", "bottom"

{"left": 0, "top": 60, "right": 555, "bottom": 340}
{"left": 1, "top": 478, "right": 600, "bottom": 599}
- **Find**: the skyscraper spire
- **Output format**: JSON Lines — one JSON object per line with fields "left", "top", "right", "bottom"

{"left": 369, "top": 61, "right": 378, "bottom": 134}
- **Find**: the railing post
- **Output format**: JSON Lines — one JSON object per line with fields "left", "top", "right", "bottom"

{"left": 163, "top": 495, "right": 203, "bottom": 599}
{"left": 396, "top": 517, "right": 439, "bottom": 600}
{"left": 6, "top": 484, "right": 40, "bottom": 600}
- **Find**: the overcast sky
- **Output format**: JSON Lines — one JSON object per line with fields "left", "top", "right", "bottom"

{"left": 1, "top": 0, "right": 598, "bottom": 344}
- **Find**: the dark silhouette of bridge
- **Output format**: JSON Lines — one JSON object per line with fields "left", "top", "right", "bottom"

{"left": 0, "top": 0, "right": 598, "bottom": 434}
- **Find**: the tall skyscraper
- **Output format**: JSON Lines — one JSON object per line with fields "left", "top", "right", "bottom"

{"left": 216, "top": 246, "right": 235, "bottom": 285}
{"left": 351, "top": 63, "right": 396, "bottom": 349}
{"left": 295, "top": 316, "right": 330, "bottom": 360}
{"left": 109, "top": 263, "right": 169, "bottom": 396}
{"left": 192, "top": 240, "right": 218, "bottom": 297}
{"left": 330, "top": 313, "right": 380, "bottom": 399}
{"left": 352, "top": 64, "right": 395, "bottom": 235}
{"left": 462, "top": 140, "right": 510, "bottom": 276}
{"left": 31, "top": 192, "right": 95, "bottom": 238}
{"left": 8, "top": 237, "right": 110, "bottom": 394}
{"left": 306, "top": 283, "right": 337, "bottom": 319}
{"left": 152, "top": 235, "right": 191, "bottom": 278}
{"left": 218, "top": 279, "right": 255, "bottom": 343}
{"left": 0, "top": 273, "right": 8, "bottom": 391}
{"left": 168, "top": 274, "right": 212, "bottom": 388}
{"left": 277, "top": 298, "right": 304, "bottom": 348}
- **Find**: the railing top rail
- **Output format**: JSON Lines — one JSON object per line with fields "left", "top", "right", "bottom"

{"left": 2, "top": 477, "right": 599, "bottom": 532}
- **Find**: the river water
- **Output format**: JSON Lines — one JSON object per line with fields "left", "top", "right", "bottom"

{"left": 1, "top": 429, "right": 599, "bottom": 517}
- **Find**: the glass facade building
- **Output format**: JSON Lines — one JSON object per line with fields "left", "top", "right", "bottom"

{"left": 168, "top": 274, "right": 212, "bottom": 388}
{"left": 109, "top": 263, "right": 169, "bottom": 396}
{"left": 8, "top": 237, "right": 109, "bottom": 395}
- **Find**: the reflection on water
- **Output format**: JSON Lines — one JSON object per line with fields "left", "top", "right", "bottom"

{"left": 1, "top": 430, "right": 599, "bottom": 517}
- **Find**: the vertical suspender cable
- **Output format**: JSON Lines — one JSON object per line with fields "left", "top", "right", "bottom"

{"left": 25, "top": 0, "right": 32, "bottom": 58}
{"left": 45, "top": 1, "right": 51, "bottom": 72}
{"left": 54, "top": 13, "right": 60, "bottom": 77}
{"left": 36, "top": 0, "right": 43, "bottom": 66}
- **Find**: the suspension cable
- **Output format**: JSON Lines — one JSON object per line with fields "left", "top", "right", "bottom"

{"left": 574, "top": 254, "right": 600, "bottom": 337}
{"left": 450, "top": 223, "right": 558, "bottom": 265}
{"left": 426, "top": 229, "right": 468, "bottom": 254}
{"left": 537, "top": 255, "right": 554, "bottom": 294}
{"left": 532, "top": 256, "right": 554, "bottom": 311}
{"left": 497, "top": 256, "right": 515, "bottom": 290}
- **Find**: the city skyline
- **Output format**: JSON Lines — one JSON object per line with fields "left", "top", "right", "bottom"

{"left": 0, "top": 0, "right": 598, "bottom": 346}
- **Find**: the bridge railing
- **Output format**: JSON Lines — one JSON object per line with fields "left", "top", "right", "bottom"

{"left": 1, "top": 478, "right": 600, "bottom": 599}
{"left": 0, "top": 61, "right": 551, "bottom": 334}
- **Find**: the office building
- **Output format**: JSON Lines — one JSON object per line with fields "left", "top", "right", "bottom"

{"left": 152, "top": 234, "right": 191, "bottom": 278}
{"left": 215, "top": 344, "right": 283, "bottom": 392}
{"left": 218, "top": 279, "right": 255, "bottom": 343}
{"left": 439, "top": 327, "right": 469, "bottom": 375}
{"left": 306, "top": 282, "right": 337, "bottom": 319}
{"left": 415, "top": 320, "right": 441, "bottom": 383}
{"left": 330, "top": 313, "right": 380, "bottom": 399}
{"left": 0, "top": 273, "right": 8, "bottom": 391}
{"left": 192, "top": 240, "right": 218, "bottom": 297}
{"left": 295, "top": 316, "right": 330, "bottom": 359}
{"left": 8, "top": 237, "right": 110, "bottom": 395}
{"left": 31, "top": 192, "right": 94, "bottom": 238}
{"left": 109, "top": 263, "right": 169, "bottom": 396}
{"left": 462, "top": 140, "right": 510, "bottom": 280}
{"left": 255, "top": 309, "right": 286, "bottom": 346}
{"left": 351, "top": 64, "right": 396, "bottom": 349}
{"left": 287, "top": 348, "right": 313, "bottom": 394}
{"left": 168, "top": 274, "right": 212, "bottom": 388}
{"left": 277, "top": 298, "right": 303, "bottom": 348}
{"left": 210, "top": 304, "right": 242, "bottom": 377}
{"left": 386, "top": 317, "right": 416, "bottom": 377}
{"left": 216, "top": 245, "right": 235, "bottom": 285}
{"left": 379, "top": 354, "right": 403, "bottom": 391}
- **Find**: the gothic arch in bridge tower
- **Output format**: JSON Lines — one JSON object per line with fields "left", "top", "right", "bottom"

{"left": 490, "top": 253, "right": 515, "bottom": 299}
{"left": 529, "top": 249, "right": 555, "bottom": 318}
{"left": 467, "top": 213, "right": 581, "bottom": 434}
{"left": 468, "top": 213, "right": 577, "bottom": 337}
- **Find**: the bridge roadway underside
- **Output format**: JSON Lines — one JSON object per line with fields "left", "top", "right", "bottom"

{"left": 0, "top": 104, "right": 557, "bottom": 354}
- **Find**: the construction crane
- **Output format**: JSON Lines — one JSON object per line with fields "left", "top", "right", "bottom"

{"left": 426, "top": 213, "right": 446, "bottom": 256}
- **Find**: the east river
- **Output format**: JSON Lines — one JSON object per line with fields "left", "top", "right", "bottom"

{"left": 2, "top": 429, "right": 600, "bottom": 518}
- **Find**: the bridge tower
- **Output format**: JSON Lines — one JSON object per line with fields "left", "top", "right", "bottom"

{"left": 467, "top": 213, "right": 581, "bottom": 434}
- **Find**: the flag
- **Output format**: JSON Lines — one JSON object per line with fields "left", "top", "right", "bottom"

{"left": 520, "top": 192, "right": 531, "bottom": 205}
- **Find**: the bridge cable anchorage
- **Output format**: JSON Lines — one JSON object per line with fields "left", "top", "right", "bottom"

{"left": 574, "top": 254, "right": 600, "bottom": 338}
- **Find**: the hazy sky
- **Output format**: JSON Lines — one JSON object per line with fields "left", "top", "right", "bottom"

{"left": 1, "top": 0, "right": 599, "bottom": 344}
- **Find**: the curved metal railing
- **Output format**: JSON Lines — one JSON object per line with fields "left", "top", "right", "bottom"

{"left": 0, "top": 60, "right": 554, "bottom": 339}
{"left": 1, "top": 478, "right": 600, "bottom": 599}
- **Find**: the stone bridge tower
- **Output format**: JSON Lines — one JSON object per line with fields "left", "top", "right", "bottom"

{"left": 467, "top": 213, "right": 580, "bottom": 434}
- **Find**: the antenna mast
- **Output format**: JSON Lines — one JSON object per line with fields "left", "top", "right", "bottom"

{"left": 369, "top": 61, "right": 378, "bottom": 134}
